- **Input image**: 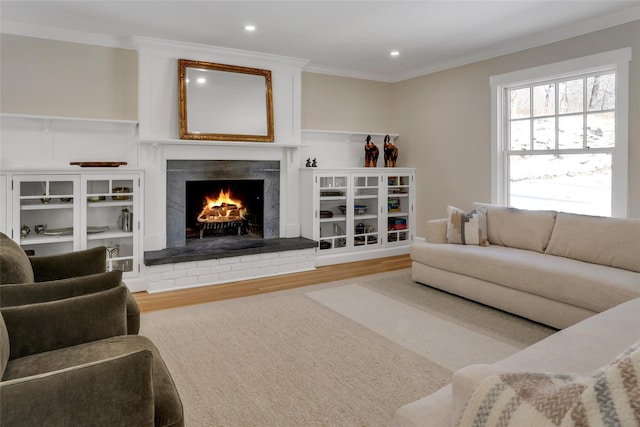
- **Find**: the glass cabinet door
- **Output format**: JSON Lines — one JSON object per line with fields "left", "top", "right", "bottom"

{"left": 14, "top": 175, "right": 80, "bottom": 256}
{"left": 352, "top": 174, "right": 381, "bottom": 249}
{"left": 317, "top": 175, "right": 348, "bottom": 252}
{"left": 386, "top": 174, "right": 411, "bottom": 245}
{"left": 83, "top": 175, "right": 138, "bottom": 276}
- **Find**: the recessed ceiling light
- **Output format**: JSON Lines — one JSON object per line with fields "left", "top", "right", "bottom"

{"left": 390, "top": 51, "right": 400, "bottom": 57}
{"left": 244, "top": 25, "right": 256, "bottom": 32}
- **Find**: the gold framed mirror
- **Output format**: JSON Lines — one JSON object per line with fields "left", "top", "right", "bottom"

{"left": 178, "top": 59, "right": 274, "bottom": 142}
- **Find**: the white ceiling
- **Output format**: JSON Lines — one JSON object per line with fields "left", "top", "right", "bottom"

{"left": 1, "top": 1, "right": 639, "bottom": 82}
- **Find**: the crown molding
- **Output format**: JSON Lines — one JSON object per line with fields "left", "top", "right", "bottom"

{"left": 0, "top": 20, "right": 134, "bottom": 49}
{"left": 390, "top": 5, "right": 640, "bottom": 82}
{"left": 131, "top": 36, "right": 309, "bottom": 69}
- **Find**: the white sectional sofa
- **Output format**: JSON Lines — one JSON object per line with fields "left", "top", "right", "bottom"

{"left": 395, "top": 205, "right": 640, "bottom": 426}
{"left": 410, "top": 205, "right": 640, "bottom": 329}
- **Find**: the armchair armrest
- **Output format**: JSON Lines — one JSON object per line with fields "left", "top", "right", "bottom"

{"left": 1, "top": 284, "right": 127, "bottom": 359}
{"left": 425, "top": 218, "right": 448, "bottom": 243}
{"left": 0, "top": 350, "right": 155, "bottom": 426}
{"left": 29, "top": 246, "right": 107, "bottom": 281}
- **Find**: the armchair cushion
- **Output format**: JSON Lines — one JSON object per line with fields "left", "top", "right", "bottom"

{"left": 0, "top": 270, "right": 122, "bottom": 307}
{"left": 3, "top": 335, "right": 184, "bottom": 427}
{"left": 0, "top": 233, "right": 34, "bottom": 284}
{"left": 2, "top": 284, "right": 127, "bottom": 359}
{"left": 1, "top": 349, "right": 155, "bottom": 427}
{"left": 29, "top": 246, "right": 107, "bottom": 281}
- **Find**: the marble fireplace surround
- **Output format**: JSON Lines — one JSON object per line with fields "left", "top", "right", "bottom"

{"left": 143, "top": 158, "right": 317, "bottom": 267}
{"left": 165, "top": 159, "right": 280, "bottom": 247}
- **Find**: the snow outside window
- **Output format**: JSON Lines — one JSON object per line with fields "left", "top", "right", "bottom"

{"left": 490, "top": 48, "right": 631, "bottom": 217}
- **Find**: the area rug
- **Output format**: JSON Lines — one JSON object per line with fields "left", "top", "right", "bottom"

{"left": 140, "top": 268, "right": 554, "bottom": 426}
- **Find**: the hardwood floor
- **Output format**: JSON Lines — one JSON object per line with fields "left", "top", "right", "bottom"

{"left": 133, "top": 254, "right": 411, "bottom": 313}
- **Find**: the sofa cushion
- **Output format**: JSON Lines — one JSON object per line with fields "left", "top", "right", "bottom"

{"left": 410, "top": 243, "right": 640, "bottom": 313}
{"left": 446, "top": 206, "right": 489, "bottom": 246}
{"left": 545, "top": 212, "right": 640, "bottom": 273}
{"left": 474, "top": 204, "right": 557, "bottom": 253}
{"left": 455, "top": 340, "right": 640, "bottom": 426}
{"left": 0, "top": 233, "right": 34, "bottom": 284}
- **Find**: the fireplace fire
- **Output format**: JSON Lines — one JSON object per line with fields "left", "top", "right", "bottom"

{"left": 196, "top": 189, "right": 247, "bottom": 238}
{"left": 186, "top": 179, "right": 264, "bottom": 240}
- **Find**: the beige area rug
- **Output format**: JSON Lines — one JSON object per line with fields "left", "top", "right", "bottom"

{"left": 140, "top": 269, "right": 554, "bottom": 426}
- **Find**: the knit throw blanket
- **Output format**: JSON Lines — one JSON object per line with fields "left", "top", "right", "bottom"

{"left": 457, "top": 341, "right": 640, "bottom": 426}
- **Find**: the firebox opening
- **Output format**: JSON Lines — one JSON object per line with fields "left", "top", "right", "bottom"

{"left": 185, "top": 180, "right": 264, "bottom": 241}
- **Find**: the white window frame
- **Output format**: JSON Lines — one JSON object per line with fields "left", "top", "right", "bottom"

{"left": 490, "top": 48, "right": 631, "bottom": 217}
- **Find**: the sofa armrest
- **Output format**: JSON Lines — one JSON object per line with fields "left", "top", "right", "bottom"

{"left": 425, "top": 218, "right": 448, "bottom": 244}
{"left": 0, "top": 350, "right": 155, "bottom": 426}
{"left": 1, "top": 285, "right": 127, "bottom": 359}
{"left": 29, "top": 246, "right": 107, "bottom": 281}
{"left": 452, "top": 364, "right": 519, "bottom": 424}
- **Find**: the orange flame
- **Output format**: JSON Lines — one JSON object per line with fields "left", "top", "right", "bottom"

{"left": 204, "top": 189, "right": 243, "bottom": 209}
{"left": 198, "top": 189, "right": 246, "bottom": 222}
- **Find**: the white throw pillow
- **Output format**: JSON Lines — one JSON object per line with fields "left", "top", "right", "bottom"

{"left": 446, "top": 206, "right": 489, "bottom": 247}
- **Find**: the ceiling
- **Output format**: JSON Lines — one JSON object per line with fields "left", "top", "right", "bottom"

{"left": 1, "top": 1, "right": 639, "bottom": 82}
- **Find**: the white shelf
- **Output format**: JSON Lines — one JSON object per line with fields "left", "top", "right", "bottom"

{"left": 302, "top": 129, "right": 399, "bottom": 143}
{"left": 0, "top": 113, "right": 137, "bottom": 125}
{"left": 137, "top": 138, "right": 303, "bottom": 148}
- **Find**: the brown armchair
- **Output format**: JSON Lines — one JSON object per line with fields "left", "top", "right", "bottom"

{"left": 0, "top": 278, "right": 183, "bottom": 426}
{"left": 0, "top": 232, "right": 140, "bottom": 334}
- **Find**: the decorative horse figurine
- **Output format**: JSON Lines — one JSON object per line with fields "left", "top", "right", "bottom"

{"left": 364, "top": 135, "right": 379, "bottom": 167}
{"left": 384, "top": 135, "right": 398, "bottom": 167}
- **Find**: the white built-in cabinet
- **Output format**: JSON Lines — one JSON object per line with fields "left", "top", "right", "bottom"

{"left": 3, "top": 170, "right": 143, "bottom": 278}
{"left": 299, "top": 168, "right": 415, "bottom": 264}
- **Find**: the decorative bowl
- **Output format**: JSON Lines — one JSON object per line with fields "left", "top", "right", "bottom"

{"left": 112, "top": 187, "right": 131, "bottom": 200}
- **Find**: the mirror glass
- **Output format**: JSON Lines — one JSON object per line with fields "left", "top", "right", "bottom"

{"left": 179, "top": 59, "right": 274, "bottom": 142}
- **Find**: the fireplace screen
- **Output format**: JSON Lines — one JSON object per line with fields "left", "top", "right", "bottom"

{"left": 186, "top": 180, "right": 264, "bottom": 240}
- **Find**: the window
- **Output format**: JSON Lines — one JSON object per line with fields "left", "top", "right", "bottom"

{"left": 491, "top": 48, "right": 631, "bottom": 217}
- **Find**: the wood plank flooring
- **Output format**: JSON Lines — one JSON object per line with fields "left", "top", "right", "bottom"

{"left": 133, "top": 254, "right": 411, "bottom": 313}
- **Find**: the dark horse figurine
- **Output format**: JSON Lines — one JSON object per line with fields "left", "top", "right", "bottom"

{"left": 384, "top": 135, "right": 398, "bottom": 167}
{"left": 364, "top": 135, "right": 379, "bottom": 167}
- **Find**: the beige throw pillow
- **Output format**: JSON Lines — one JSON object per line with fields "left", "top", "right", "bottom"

{"left": 447, "top": 206, "right": 489, "bottom": 247}
{"left": 457, "top": 341, "right": 640, "bottom": 427}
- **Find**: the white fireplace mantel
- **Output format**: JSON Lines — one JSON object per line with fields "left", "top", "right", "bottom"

{"left": 134, "top": 38, "right": 309, "bottom": 253}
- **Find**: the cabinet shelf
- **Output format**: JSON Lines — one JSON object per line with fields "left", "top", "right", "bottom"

{"left": 87, "top": 230, "right": 133, "bottom": 240}
{"left": 354, "top": 214, "right": 378, "bottom": 220}
{"left": 87, "top": 200, "right": 134, "bottom": 208}
{"left": 320, "top": 215, "right": 346, "bottom": 223}
{"left": 21, "top": 235, "right": 75, "bottom": 245}
{"left": 21, "top": 203, "right": 74, "bottom": 211}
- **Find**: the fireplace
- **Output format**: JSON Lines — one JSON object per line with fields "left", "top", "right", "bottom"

{"left": 166, "top": 160, "right": 280, "bottom": 248}
{"left": 186, "top": 179, "right": 264, "bottom": 239}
